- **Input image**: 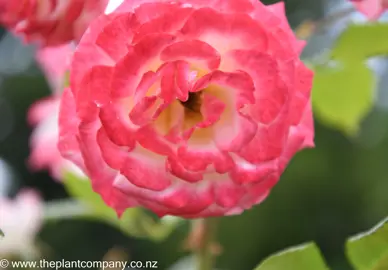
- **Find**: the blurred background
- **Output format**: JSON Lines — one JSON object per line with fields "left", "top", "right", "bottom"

{"left": 1, "top": 0, "right": 388, "bottom": 269}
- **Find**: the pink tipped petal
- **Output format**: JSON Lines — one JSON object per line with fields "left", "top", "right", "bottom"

{"left": 166, "top": 156, "right": 204, "bottom": 183}
{"left": 95, "top": 13, "right": 139, "bottom": 61}
{"left": 246, "top": 173, "right": 278, "bottom": 203}
{"left": 214, "top": 114, "right": 257, "bottom": 152}
{"left": 296, "top": 40, "right": 307, "bottom": 55}
{"left": 159, "top": 61, "right": 191, "bottom": 103}
{"left": 71, "top": 14, "right": 116, "bottom": 93}
{"left": 96, "top": 128, "right": 130, "bottom": 170}
{"left": 120, "top": 148, "right": 171, "bottom": 191}
{"left": 77, "top": 121, "right": 137, "bottom": 214}
{"left": 58, "top": 88, "right": 85, "bottom": 171}
{"left": 136, "top": 125, "right": 175, "bottom": 156}
{"left": 237, "top": 115, "right": 290, "bottom": 164}
{"left": 229, "top": 157, "right": 277, "bottom": 184}
{"left": 116, "top": 0, "right": 255, "bottom": 14}
{"left": 180, "top": 8, "right": 267, "bottom": 52}
{"left": 111, "top": 33, "right": 176, "bottom": 98}
{"left": 199, "top": 93, "right": 225, "bottom": 128}
{"left": 133, "top": 5, "right": 193, "bottom": 42}
{"left": 134, "top": 3, "right": 184, "bottom": 22}
{"left": 268, "top": 1, "right": 286, "bottom": 16}
{"left": 129, "top": 96, "right": 159, "bottom": 125}
{"left": 267, "top": 2, "right": 294, "bottom": 36}
{"left": 161, "top": 186, "right": 214, "bottom": 216}
{"left": 193, "top": 70, "right": 255, "bottom": 105}
{"left": 134, "top": 71, "right": 159, "bottom": 102}
{"left": 177, "top": 145, "right": 235, "bottom": 174}
{"left": 213, "top": 180, "right": 245, "bottom": 208}
{"left": 160, "top": 40, "right": 221, "bottom": 70}
{"left": 228, "top": 50, "right": 288, "bottom": 124}
{"left": 77, "top": 65, "right": 114, "bottom": 109}
{"left": 299, "top": 101, "right": 315, "bottom": 148}
{"left": 99, "top": 104, "right": 136, "bottom": 147}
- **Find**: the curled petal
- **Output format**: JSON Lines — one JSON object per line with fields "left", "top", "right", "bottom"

{"left": 99, "top": 103, "right": 136, "bottom": 147}
{"left": 110, "top": 33, "right": 176, "bottom": 98}
{"left": 95, "top": 13, "right": 139, "bottom": 61}
{"left": 133, "top": 4, "right": 193, "bottom": 42}
{"left": 166, "top": 156, "right": 204, "bottom": 183}
{"left": 180, "top": 8, "right": 267, "bottom": 53}
{"left": 119, "top": 148, "right": 172, "bottom": 191}
{"left": 161, "top": 40, "right": 221, "bottom": 70}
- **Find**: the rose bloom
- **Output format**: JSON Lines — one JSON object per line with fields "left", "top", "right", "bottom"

{"left": 0, "top": 189, "right": 43, "bottom": 258}
{"left": 350, "top": 0, "right": 388, "bottom": 19}
{"left": 59, "top": 0, "right": 314, "bottom": 218}
{"left": 28, "top": 45, "right": 84, "bottom": 180}
{"left": 0, "top": 0, "right": 109, "bottom": 46}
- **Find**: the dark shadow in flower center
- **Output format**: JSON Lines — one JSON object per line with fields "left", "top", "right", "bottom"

{"left": 179, "top": 91, "right": 204, "bottom": 131}
{"left": 179, "top": 92, "right": 202, "bottom": 113}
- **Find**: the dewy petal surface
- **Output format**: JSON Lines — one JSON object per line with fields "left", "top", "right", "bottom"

{"left": 59, "top": 0, "right": 315, "bottom": 218}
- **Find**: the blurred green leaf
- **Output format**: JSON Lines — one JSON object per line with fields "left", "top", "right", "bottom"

{"left": 254, "top": 242, "right": 329, "bottom": 270}
{"left": 331, "top": 23, "right": 388, "bottom": 62}
{"left": 0, "top": 228, "right": 4, "bottom": 237}
{"left": 63, "top": 71, "right": 70, "bottom": 88}
{"left": 311, "top": 23, "right": 388, "bottom": 135}
{"left": 63, "top": 172, "right": 183, "bottom": 241}
{"left": 312, "top": 63, "right": 375, "bottom": 135}
{"left": 346, "top": 217, "right": 388, "bottom": 270}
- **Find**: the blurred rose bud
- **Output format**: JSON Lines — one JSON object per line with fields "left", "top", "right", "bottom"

{"left": 35, "top": 44, "right": 73, "bottom": 91}
{"left": 28, "top": 45, "right": 84, "bottom": 180}
{"left": 350, "top": 0, "right": 388, "bottom": 19}
{"left": 0, "top": 0, "right": 109, "bottom": 46}
{"left": 0, "top": 189, "right": 43, "bottom": 258}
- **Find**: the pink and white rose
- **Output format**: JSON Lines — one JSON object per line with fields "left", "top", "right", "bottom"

{"left": 58, "top": 0, "right": 315, "bottom": 218}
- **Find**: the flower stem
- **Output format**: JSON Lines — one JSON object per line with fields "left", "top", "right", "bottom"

{"left": 194, "top": 218, "right": 219, "bottom": 270}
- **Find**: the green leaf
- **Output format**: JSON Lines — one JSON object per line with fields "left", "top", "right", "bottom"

{"left": 311, "top": 23, "right": 388, "bottom": 135}
{"left": 0, "top": 228, "right": 4, "bottom": 237}
{"left": 346, "top": 217, "right": 388, "bottom": 270}
{"left": 331, "top": 23, "right": 388, "bottom": 62}
{"left": 254, "top": 242, "right": 329, "bottom": 270}
{"left": 63, "top": 172, "right": 183, "bottom": 241}
{"left": 312, "top": 62, "right": 375, "bottom": 135}
{"left": 63, "top": 172, "right": 108, "bottom": 214}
